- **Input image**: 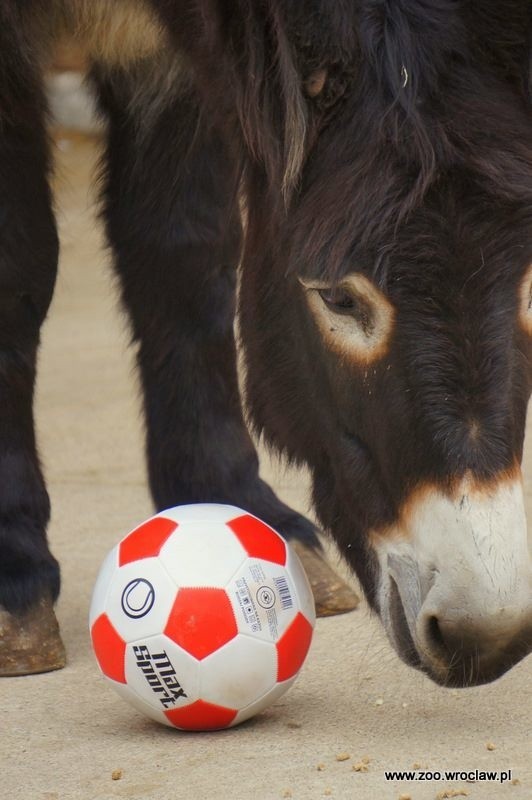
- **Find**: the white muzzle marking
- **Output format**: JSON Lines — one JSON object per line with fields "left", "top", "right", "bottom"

{"left": 374, "top": 473, "right": 532, "bottom": 661}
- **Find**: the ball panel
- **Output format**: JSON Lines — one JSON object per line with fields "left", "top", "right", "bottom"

{"left": 164, "top": 587, "right": 238, "bottom": 660}
{"left": 200, "top": 635, "right": 276, "bottom": 709}
{"left": 233, "top": 676, "right": 297, "bottom": 726}
{"left": 165, "top": 699, "right": 237, "bottom": 731}
{"left": 118, "top": 516, "right": 178, "bottom": 566}
{"left": 104, "top": 557, "right": 178, "bottom": 642}
{"left": 91, "top": 613, "right": 127, "bottom": 684}
{"left": 159, "top": 520, "right": 247, "bottom": 587}
{"left": 227, "top": 514, "right": 287, "bottom": 566}
{"left": 158, "top": 503, "right": 248, "bottom": 524}
{"left": 286, "top": 544, "right": 316, "bottom": 625}
{"left": 110, "top": 677, "right": 173, "bottom": 727}
{"left": 125, "top": 634, "right": 200, "bottom": 713}
{"left": 89, "top": 545, "right": 119, "bottom": 627}
{"left": 227, "top": 558, "right": 299, "bottom": 643}
{"left": 276, "top": 612, "right": 314, "bottom": 682}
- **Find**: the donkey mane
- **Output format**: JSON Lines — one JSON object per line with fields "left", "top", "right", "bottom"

{"left": 158, "top": 0, "right": 532, "bottom": 279}
{"left": 185, "top": 1, "right": 310, "bottom": 202}
{"left": 359, "top": 0, "right": 466, "bottom": 199}
{"left": 225, "top": 2, "right": 308, "bottom": 199}
{"left": 252, "top": 0, "right": 532, "bottom": 282}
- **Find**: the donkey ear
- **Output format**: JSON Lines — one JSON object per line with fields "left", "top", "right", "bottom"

{"left": 304, "top": 69, "right": 328, "bottom": 97}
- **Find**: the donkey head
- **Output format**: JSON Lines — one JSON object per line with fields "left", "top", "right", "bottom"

{"left": 214, "top": 0, "right": 532, "bottom": 685}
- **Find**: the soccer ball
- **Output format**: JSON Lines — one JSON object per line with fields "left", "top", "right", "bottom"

{"left": 89, "top": 503, "right": 316, "bottom": 730}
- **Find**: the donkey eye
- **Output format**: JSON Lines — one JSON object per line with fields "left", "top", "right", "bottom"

{"left": 300, "top": 273, "right": 395, "bottom": 364}
{"left": 318, "top": 287, "right": 356, "bottom": 311}
{"left": 318, "top": 285, "right": 375, "bottom": 334}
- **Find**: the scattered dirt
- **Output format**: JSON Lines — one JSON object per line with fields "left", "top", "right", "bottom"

{"left": 335, "top": 752, "right": 351, "bottom": 762}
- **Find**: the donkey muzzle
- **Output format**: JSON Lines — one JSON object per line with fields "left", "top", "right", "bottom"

{"left": 375, "top": 474, "right": 532, "bottom": 686}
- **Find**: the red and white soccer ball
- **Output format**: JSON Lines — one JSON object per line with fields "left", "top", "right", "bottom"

{"left": 89, "top": 504, "right": 316, "bottom": 730}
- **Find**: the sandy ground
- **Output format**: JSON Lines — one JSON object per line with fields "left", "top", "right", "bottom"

{"left": 1, "top": 132, "right": 531, "bottom": 800}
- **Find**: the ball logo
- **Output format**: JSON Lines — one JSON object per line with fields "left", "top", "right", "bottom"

{"left": 121, "top": 578, "right": 155, "bottom": 619}
{"left": 256, "top": 586, "right": 276, "bottom": 610}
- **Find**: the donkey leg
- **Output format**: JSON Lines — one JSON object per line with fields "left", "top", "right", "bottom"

{"left": 94, "top": 69, "right": 358, "bottom": 616}
{"left": 0, "top": 21, "right": 65, "bottom": 674}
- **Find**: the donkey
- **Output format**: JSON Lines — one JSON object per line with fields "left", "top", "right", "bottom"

{"left": 1, "top": 1, "right": 532, "bottom": 688}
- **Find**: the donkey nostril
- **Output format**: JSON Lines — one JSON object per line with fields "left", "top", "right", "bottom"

{"left": 424, "top": 614, "right": 475, "bottom": 659}
{"left": 426, "top": 614, "right": 448, "bottom": 653}
{"left": 418, "top": 607, "right": 532, "bottom": 686}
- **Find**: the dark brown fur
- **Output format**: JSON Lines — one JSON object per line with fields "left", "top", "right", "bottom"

{"left": 1, "top": 0, "right": 532, "bottom": 685}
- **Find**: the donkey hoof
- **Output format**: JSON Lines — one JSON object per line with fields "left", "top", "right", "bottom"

{"left": 0, "top": 596, "right": 66, "bottom": 676}
{"left": 291, "top": 540, "right": 359, "bottom": 617}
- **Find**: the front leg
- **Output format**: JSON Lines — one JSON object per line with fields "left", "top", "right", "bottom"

{"left": 0, "top": 21, "right": 65, "bottom": 675}
{"left": 94, "top": 67, "right": 358, "bottom": 616}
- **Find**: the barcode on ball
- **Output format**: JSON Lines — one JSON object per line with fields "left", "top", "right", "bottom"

{"left": 274, "top": 576, "right": 293, "bottom": 610}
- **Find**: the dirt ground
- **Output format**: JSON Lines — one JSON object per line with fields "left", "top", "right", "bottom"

{"left": 1, "top": 132, "right": 531, "bottom": 800}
